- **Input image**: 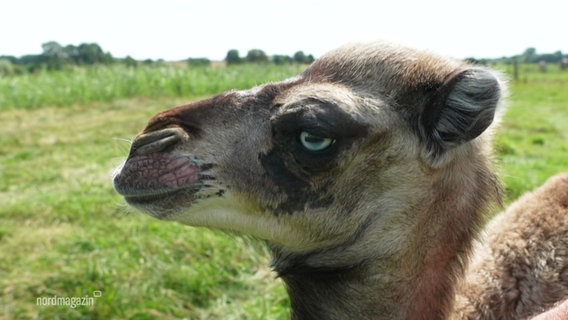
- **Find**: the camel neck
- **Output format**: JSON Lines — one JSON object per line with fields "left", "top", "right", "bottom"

{"left": 271, "top": 163, "right": 496, "bottom": 319}
{"left": 281, "top": 264, "right": 387, "bottom": 320}
{"left": 279, "top": 262, "right": 455, "bottom": 320}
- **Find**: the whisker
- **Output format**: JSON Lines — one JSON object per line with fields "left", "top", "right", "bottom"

{"left": 112, "top": 137, "right": 133, "bottom": 144}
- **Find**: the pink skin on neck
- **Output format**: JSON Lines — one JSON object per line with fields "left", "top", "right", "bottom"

{"left": 531, "top": 299, "right": 568, "bottom": 320}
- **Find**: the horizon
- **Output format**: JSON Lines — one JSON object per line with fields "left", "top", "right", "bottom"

{"left": 2, "top": 40, "right": 566, "bottom": 63}
{"left": 1, "top": 0, "right": 566, "bottom": 62}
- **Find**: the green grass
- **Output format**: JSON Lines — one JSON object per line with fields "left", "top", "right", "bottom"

{"left": 493, "top": 64, "right": 568, "bottom": 202}
{"left": 0, "top": 98, "right": 291, "bottom": 320}
{"left": 0, "top": 64, "right": 306, "bottom": 110}
{"left": 0, "top": 64, "right": 567, "bottom": 319}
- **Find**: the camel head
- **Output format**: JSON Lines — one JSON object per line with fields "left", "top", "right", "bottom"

{"left": 113, "top": 41, "right": 504, "bottom": 318}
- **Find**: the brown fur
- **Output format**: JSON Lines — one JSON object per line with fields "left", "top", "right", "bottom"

{"left": 113, "top": 41, "right": 568, "bottom": 319}
{"left": 453, "top": 173, "right": 568, "bottom": 319}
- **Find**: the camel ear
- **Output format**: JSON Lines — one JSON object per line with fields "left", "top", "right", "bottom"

{"left": 419, "top": 68, "right": 501, "bottom": 164}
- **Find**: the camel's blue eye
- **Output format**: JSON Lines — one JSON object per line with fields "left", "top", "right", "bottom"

{"left": 299, "top": 131, "right": 334, "bottom": 152}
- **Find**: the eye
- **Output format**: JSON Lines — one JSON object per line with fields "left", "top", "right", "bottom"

{"left": 299, "top": 131, "right": 335, "bottom": 152}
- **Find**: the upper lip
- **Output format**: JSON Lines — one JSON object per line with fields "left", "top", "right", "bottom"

{"left": 113, "top": 153, "right": 200, "bottom": 198}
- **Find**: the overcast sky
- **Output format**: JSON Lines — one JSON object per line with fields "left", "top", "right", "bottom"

{"left": 1, "top": 0, "right": 566, "bottom": 61}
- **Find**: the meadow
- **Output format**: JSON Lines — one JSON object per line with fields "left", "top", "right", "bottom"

{"left": 0, "top": 64, "right": 306, "bottom": 109}
{"left": 0, "top": 62, "right": 567, "bottom": 319}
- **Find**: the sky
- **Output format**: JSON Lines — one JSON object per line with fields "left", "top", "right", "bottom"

{"left": 1, "top": 0, "right": 566, "bottom": 61}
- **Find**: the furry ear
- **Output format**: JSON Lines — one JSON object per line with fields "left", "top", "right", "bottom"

{"left": 419, "top": 68, "right": 501, "bottom": 164}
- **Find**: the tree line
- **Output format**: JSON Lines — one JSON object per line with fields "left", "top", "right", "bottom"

{"left": 2, "top": 41, "right": 567, "bottom": 77}
{"left": 224, "top": 49, "right": 315, "bottom": 65}
{"left": 0, "top": 41, "right": 316, "bottom": 76}
{"left": 466, "top": 47, "right": 568, "bottom": 66}
{"left": 1, "top": 42, "right": 115, "bottom": 73}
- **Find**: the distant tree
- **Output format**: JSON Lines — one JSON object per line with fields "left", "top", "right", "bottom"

{"left": 41, "top": 41, "right": 68, "bottom": 69}
{"left": 187, "top": 57, "right": 211, "bottom": 67}
{"left": 272, "top": 54, "right": 293, "bottom": 65}
{"left": 293, "top": 51, "right": 315, "bottom": 64}
{"left": 306, "top": 54, "right": 315, "bottom": 63}
{"left": 62, "top": 45, "right": 78, "bottom": 64}
{"left": 246, "top": 49, "right": 269, "bottom": 63}
{"left": 42, "top": 41, "right": 66, "bottom": 58}
{"left": 19, "top": 54, "right": 44, "bottom": 70}
{"left": 76, "top": 43, "right": 112, "bottom": 64}
{"left": 0, "top": 59, "right": 14, "bottom": 77}
{"left": 225, "top": 49, "right": 241, "bottom": 65}
{"left": 464, "top": 57, "right": 489, "bottom": 65}
{"left": 538, "top": 53, "right": 561, "bottom": 63}
{"left": 522, "top": 47, "right": 537, "bottom": 63}
{"left": 123, "top": 56, "right": 138, "bottom": 67}
{"left": 0, "top": 55, "right": 18, "bottom": 64}
{"left": 293, "top": 51, "right": 307, "bottom": 63}
{"left": 37, "top": 42, "right": 113, "bottom": 67}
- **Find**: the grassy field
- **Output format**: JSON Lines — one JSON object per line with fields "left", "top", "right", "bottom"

{"left": 494, "top": 63, "right": 568, "bottom": 201}
{"left": 0, "top": 63, "right": 567, "bottom": 319}
{"left": 0, "top": 64, "right": 306, "bottom": 110}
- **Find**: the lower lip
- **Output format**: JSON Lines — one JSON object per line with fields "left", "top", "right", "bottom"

{"left": 124, "top": 189, "right": 192, "bottom": 206}
{"left": 124, "top": 188, "right": 197, "bottom": 218}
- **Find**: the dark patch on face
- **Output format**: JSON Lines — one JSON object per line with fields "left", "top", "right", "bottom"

{"left": 197, "top": 163, "right": 217, "bottom": 182}
{"left": 258, "top": 99, "right": 369, "bottom": 214}
{"left": 199, "top": 163, "right": 215, "bottom": 171}
{"left": 198, "top": 174, "right": 216, "bottom": 181}
{"left": 258, "top": 152, "right": 340, "bottom": 215}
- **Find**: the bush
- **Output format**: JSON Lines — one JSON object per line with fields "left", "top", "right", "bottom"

{"left": 0, "top": 59, "right": 14, "bottom": 77}
{"left": 293, "top": 51, "right": 315, "bottom": 64}
{"left": 187, "top": 58, "right": 211, "bottom": 67}
{"left": 246, "top": 49, "right": 269, "bottom": 63}
{"left": 272, "top": 55, "right": 294, "bottom": 65}
{"left": 225, "top": 49, "right": 241, "bottom": 65}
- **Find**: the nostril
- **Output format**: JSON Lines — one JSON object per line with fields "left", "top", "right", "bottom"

{"left": 132, "top": 135, "right": 179, "bottom": 156}
{"left": 130, "top": 127, "right": 185, "bottom": 157}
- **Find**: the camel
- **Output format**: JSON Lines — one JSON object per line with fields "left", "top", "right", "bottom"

{"left": 113, "top": 41, "right": 568, "bottom": 319}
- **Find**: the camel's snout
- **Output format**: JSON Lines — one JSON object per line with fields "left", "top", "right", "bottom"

{"left": 113, "top": 126, "right": 200, "bottom": 218}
